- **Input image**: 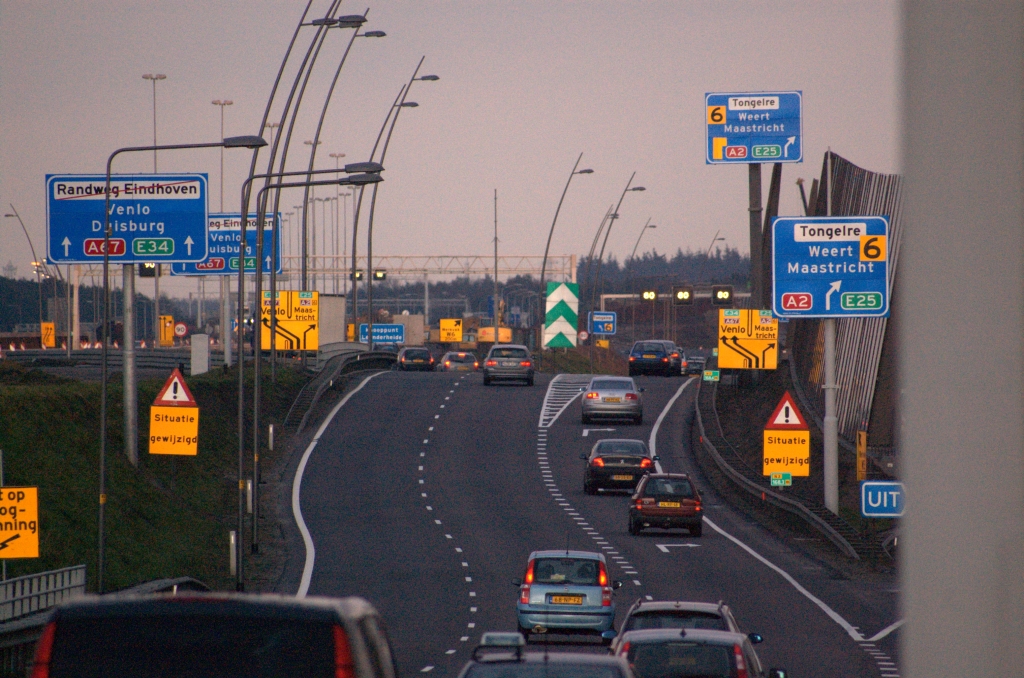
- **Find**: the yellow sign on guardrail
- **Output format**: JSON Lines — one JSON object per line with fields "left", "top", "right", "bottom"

{"left": 0, "top": 487, "right": 39, "bottom": 559}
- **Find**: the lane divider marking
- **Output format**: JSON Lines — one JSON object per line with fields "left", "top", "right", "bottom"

{"left": 649, "top": 378, "right": 695, "bottom": 473}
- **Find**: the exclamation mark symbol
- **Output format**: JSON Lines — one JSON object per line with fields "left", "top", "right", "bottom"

{"left": 784, "top": 405, "right": 791, "bottom": 423}
{"left": 173, "top": 381, "right": 179, "bottom": 399}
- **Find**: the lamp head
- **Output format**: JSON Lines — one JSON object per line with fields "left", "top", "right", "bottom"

{"left": 223, "top": 135, "right": 267, "bottom": 149}
{"left": 576, "top": 169, "right": 594, "bottom": 174}
{"left": 344, "top": 161, "right": 384, "bottom": 174}
{"left": 630, "top": 186, "right": 646, "bottom": 192}
{"left": 399, "top": 102, "right": 419, "bottom": 108}
{"left": 418, "top": 75, "right": 440, "bottom": 81}
{"left": 335, "top": 15, "right": 366, "bottom": 28}
{"left": 363, "top": 30, "right": 386, "bottom": 38}
{"left": 343, "top": 173, "right": 384, "bottom": 186}
{"left": 310, "top": 17, "right": 338, "bottom": 26}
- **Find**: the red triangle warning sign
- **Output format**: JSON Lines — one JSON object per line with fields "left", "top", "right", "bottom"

{"left": 153, "top": 369, "right": 197, "bottom": 406}
{"left": 765, "top": 391, "right": 808, "bottom": 430}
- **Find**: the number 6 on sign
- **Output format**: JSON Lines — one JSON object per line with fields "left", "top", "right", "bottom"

{"left": 860, "top": 235, "right": 887, "bottom": 262}
{"left": 707, "top": 106, "right": 725, "bottom": 124}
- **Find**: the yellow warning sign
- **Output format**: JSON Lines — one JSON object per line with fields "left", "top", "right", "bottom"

{"left": 439, "top": 319, "right": 464, "bottom": 343}
{"left": 0, "top": 487, "right": 39, "bottom": 559}
{"left": 149, "top": 406, "right": 200, "bottom": 456}
{"left": 159, "top": 315, "right": 175, "bottom": 347}
{"left": 762, "top": 430, "right": 810, "bottom": 476}
{"left": 260, "top": 290, "right": 319, "bottom": 351}
{"left": 40, "top": 322, "right": 55, "bottom": 348}
{"left": 718, "top": 309, "right": 778, "bottom": 370}
{"left": 477, "top": 326, "right": 512, "bottom": 343}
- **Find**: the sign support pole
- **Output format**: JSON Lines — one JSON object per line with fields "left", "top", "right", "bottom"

{"left": 221, "top": 277, "right": 232, "bottom": 367}
{"left": 823, "top": 150, "right": 839, "bottom": 514}
{"left": 748, "top": 164, "right": 763, "bottom": 308}
{"left": 123, "top": 264, "right": 138, "bottom": 466}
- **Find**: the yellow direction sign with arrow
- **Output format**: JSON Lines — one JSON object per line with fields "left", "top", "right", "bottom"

{"left": 0, "top": 487, "right": 40, "bottom": 559}
{"left": 439, "top": 318, "right": 464, "bottom": 343}
{"left": 261, "top": 290, "right": 319, "bottom": 351}
{"left": 718, "top": 309, "right": 778, "bottom": 370}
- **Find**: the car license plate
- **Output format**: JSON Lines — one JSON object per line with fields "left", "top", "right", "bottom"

{"left": 604, "top": 397, "right": 621, "bottom": 402}
{"left": 643, "top": 354, "right": 656, "bottom": 358}
{"left": 550, "top": 595, "right": 584, "bottom": 605}
{"left": 612, "top": 474, "right": 634, "bottom": 481}
{"left": 413, "top": 359, "right": 424, "bottom": 363}
{"left": 658, "top": 501, "right": 681, "bottom": 508}
{"left": 502, "top": 361, "right": 515, "bottom": 367}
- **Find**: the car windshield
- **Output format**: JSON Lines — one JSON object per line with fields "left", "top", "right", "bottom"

{"left": 531, "top": 558, "right": 600, "bottom": 585}
{"left": 625, "top": 611, "right": 728, "bottom": 632}
{"left": 49, "top": 615, "right": 335, "bottom": 678}
{"left": 405, "top": 349, "right": 430, "bottom": 359}
{"left": 466, "top": 664, "right": 623, "bottom": 678}
{"left": 491, "top": 348, "right": 529, "bottom": 358}
{"left": 596, "top": 441, "right": 648, "bottom": 456}
{"left": 627, "top": 641, "right": 734, "bottom": 678}
{"left": 634, "top": 343, "right": 665, "bottom": 353}
{"left": 591, "top": 380, "right": 633, "bottom": 391}
{"left": 644, "top": 479, "right": 695, "bottom": 497}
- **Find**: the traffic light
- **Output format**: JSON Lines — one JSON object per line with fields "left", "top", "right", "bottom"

{"left": 373, "top": 270, "right": 387, "bottom": 281}
{"left": 641, "top": 290, "right": 657, "bottom": 301}
{"left": 711, "top": 285, "right": 734, "bottom": 306}
{"left": 139, "top": 263, "right": 157, "bottom": 278}
{"left": 350, "top": 270, "right": 364, "bottom": 281}
{"left": 672, "top": 285, "right": 694, "bottom": 305}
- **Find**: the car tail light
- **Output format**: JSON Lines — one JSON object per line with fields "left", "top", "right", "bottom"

{"left": 474, "top": 362, "right": 479, "bottom": 368}
{"left": 682, "top": 361, "right": 688, "bottom": 368}
{"left": 635, "top": 500, "right": 643, "bottom": 509}
{"left": 334, "top": 626, "right": 355, "bottom": 678}
{"left": 599, "top": 562, "right": 612, "bottom": 606}
{"left": 524, "top": 560, "right": 535, "bottom": 584}
{"left": 640, "top": 458, "right": 652, "bottom": 469}
{"left": 661, "top": 357, "right": 669, "bottom": 362}
{"left": 400, "top": 357, "right": 406, "bottom": 362}
{"left": 585, "top": 391, "right": 600, "bottom": 399}
{"left": 618, "top": 641, "right": 630, "bottom": 656}
{"left": 671, "top": 352, "right": 679, "bottom": 358}
{"left": 591, "top": 457, "right": 605, "bottom": 467}
{"left": 629, "top": 356, "right": 636, "bottom": 361}
{"left": 520, "top": 560, "right": 534, "bottom": 604}
{"left": 430, "top": 357, "right": 435, "bottom": 363}
{"left": 520, "top": 361, "right": 532, "bottom": 367}
{"left": 598, "top": 561, "right": 608, "bottom": 586}
{"left": 625, "top": 393, "right": 638, "bottom": 401}
{"left": 734, "top": 644, "right": 748, "bottom": 678}
{"left": 30, "top": 622, "right": 56, "bottom": 678}
{"left": 695, "top": 500, "right": 702, "bottom": 512}
{"left": 486, "top": 359, "right": 497, "bottom": 367}
{"left": 445, "top": 361, "right": 451, "bottom": 367}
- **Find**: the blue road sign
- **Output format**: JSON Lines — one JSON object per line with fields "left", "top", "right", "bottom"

{"left": 46, "top": 174, "right": 208, "bottom": 264}
{"left": 705, "top": 91, "right": 802, "bottom": 164}
{"left": 589, "top": 311, "right": 617, "bottom": 335}
{"left": 359, "top": 324, "right": 406, "bottom": 344}
{"left": 170, "top": 213, "right": 281, "bottom": 276}
{"left": 772, "top": 216, "right": 890, "bottom": 318}
{"left": 861, "top": 481, "right": 905, "bottom": 518}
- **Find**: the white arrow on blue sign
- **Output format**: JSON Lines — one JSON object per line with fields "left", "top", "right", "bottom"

{"left": 860, "top": 481, "right": 905, "bottom": 518}
{"left": 170, "top": 213, "right": 282, "bottom": 276}
{"left": 589, "top": 311, "right": 616, "bottom": 335}
{"left": 772, "top": 216, "right": 890, "bottom": 318}
{"left": 46, "top": 174, "right": 209, "bottom": 264}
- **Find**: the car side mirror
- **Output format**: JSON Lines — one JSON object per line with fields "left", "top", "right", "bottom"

{"left": 653, "top": 455, "right": 661, "bottom": 462}
{"left": 612, "top": 581, "right": 623, "bottom": 590}
{"left": 579, "top": 453, "right": 588, "bottom": 460}
{"left": 748, "top": 632, "right": 763, "bottom": 644}
{"left": 767, "top": 670, "right": 787, "bottom": 678}
{"left": 512, "top": 580, "right": 522, "bottom": 587}
{"left": 580, "top": 386, "right": 586, "bottom": 392}
{"left": 638, "top": 387, "right": 646, "bottom": 393}
{"left": 601, "top": 630, "right": 617, "bottom": 640}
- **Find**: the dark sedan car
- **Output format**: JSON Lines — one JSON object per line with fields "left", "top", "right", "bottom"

{"left": 628, "top": 341, "right": 676, "bottom": 376}
{"left": 628, "top": 473, "right": 703, "bottom": 536}
{"left": 580, "top": 439, "right": 658, "bottom": 494}
{"left": 396, "top": 347, "right": 435, "bottom": 371}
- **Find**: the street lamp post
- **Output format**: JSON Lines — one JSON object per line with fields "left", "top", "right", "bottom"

{"left": 629, "top": 219, "right": 657, "bottom": 262}
{"left": 143, "top": 74, "right": 168, "bottom": 347}
{"left": 141, "top": 74, "right": 166, "bottom": 171}
{"left": 628, "top": 219, "right": 656, "bottom": 344}
{"left": 96, "top": 135, "right": 267, "bottom": 594}
{"left": 538, "top": 154, "right": 592, "bottom": 363}
{"left": 211, "top": 101, "right": 235, "bottom": 211}
{"left": 213, "top": 100, "right": 235, "bottom": 364}
{"left": 696, "top": 231, "right": 727, "bottom": 283}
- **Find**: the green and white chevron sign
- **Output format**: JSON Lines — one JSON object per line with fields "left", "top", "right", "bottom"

{"left": 544, "top": 282, "right": 579, "bottom": 348}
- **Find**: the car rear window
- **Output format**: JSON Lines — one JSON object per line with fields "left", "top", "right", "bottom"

{"left": 591, "top": 380, "right": 633, "bottom": 390}
{"left": 633, "top": 343, "right": 665, "bottom": 353}
{"left": 643, "top": 478, "right": 695, "bottom": 497}
{"left": 625, "top": 611, "right": 728, "bottom": 632}
{"left": 49, "top": 615, "right": 336, "bottom": 678}
{"left": 596, "top": 441, "right": 648, "bottom": 456}
{"left": 404, "top": 349, "right": 431, "bottom": 358}
{"left": 466, "top": 664, "right": 623, "bottom": 678}
{"left": 450, "top": 353, "right": 476, "bottom": 362}
{"left": 531, "top": 558, "right": 600, "bottom": 585}
{"left": 628, "top": 641, "right": 734, "bottom": 678}
{"left": 491, "top": 348, "right": 529, "bottom": 358}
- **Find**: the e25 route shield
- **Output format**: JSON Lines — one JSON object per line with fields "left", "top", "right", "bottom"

{"left": 772, "top": 216, "right": 890, "bottom": 318}
{"left": 46, "top": 174, "right": 208, "bottom": 264}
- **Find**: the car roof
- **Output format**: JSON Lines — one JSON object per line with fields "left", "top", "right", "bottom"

{"left": 588, "top": 377, "right": 635, "bottom": 386}
{"left": 529, "top": 549, "right": 606, "bottom": 562}
{"left": 627, "top": 600, "right": 724, "bottom": 615}
{"left": 593, "top": 439, "right": 650, "bottom": 454}
{"left": 490, "top": 344, "right": 529, "bottom": 350}
{"left": 618, "top": 628, "right": 747, "bottom": 645}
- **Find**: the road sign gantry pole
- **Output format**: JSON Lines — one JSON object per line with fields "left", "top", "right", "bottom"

{"left": 96, "top": 135, "right": 266, "bottom": 593}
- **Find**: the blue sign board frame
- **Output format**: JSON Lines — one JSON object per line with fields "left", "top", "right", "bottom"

{"left": 359, "top": 324, "right": 406, "bottom": 344}
{"left": 861, "top": 481, "right": 905, "bottom": 518}
{"left": 589, "top": 311, "right": 617, "bottom": 335}
{"left": 772, "top": 216, "right": 890, "bottom": 318}
{"left": 170, "top": 213, "right": 282, "bottom": 276}
{"left": 705, "top": 91, "right": 802, "bottom": 164}
{"left": 46, "top": 173, "right": 208, "bottom": 264}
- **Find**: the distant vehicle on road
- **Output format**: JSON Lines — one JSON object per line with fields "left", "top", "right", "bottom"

{"left": 684, "top": 355, "right": 706, "bottom": 376}
{"left": 439, "top": 351, "right": 478, "bottom": 372}
{"left": 628, "top": 473, "right": 703, "bottom": 536}
{"left": 33, "top": 593, "right": 399, "bottom": 678}
{"left": 514, "top": 549, "right": 622, "bottom": 641}
{"left": 375, "top": 343, "right": 401, "bottom": 354}
{"left": 483, "top": 344, "right": 534, "bottom": 386}
{"left": 457, "top": 631, "right": 635, "bottom": 678}
{"left": 608, "top": 599, "right": 761, "bottom": 654}
{"left": 614, "top": 628, "right": 784, "bottom": 678}
{"left": 580, "top": 439, "right": 657, "bottom": 494}
{"left": 396, "top": 347, "right": 435, "bottom": 371}
{"left": 581, "top": 377, "right": 644, "bottom": 424}
{"left": 628, "top": 341, "right": 677, "bottom": 377}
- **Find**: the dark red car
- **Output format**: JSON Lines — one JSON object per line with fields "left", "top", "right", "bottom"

{"left": 628, "top": 473, "right": 703, "bottom": 536}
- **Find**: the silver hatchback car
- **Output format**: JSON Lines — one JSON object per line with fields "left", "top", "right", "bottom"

{"left": 581, "top": 377, "right": 644, "bottom": 424}
{"left": 483, "top": 344, "right": 535, "bottom": 386}
{"left": 515, "top": 550, "right": 622, "bottom": 640}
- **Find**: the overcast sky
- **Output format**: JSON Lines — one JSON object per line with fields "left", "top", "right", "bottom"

{"left": 0, "top": 1, "right": 900, "bottom": 296}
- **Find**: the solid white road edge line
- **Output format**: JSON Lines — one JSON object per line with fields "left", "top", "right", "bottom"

{"left": 294, "top": 371, "right": 387, "bottom": 597}
{"left": 704, "top": 516, "right": 865, "bottom": 641}
{"left": 650, "top": 377, "right": 694, "bottom": 472}
{"left": 867, "top": 618, "right": 905, "bottom": 642}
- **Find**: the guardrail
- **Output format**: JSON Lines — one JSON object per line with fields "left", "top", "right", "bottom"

{"left": 0, "top": 348, "right": 229, "bottom": 372}
{"left": 693, "top": 378, "right": 862, "bottom": 560}
{"left": 0, "top": 565, "right": 86, "bottom": 623}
